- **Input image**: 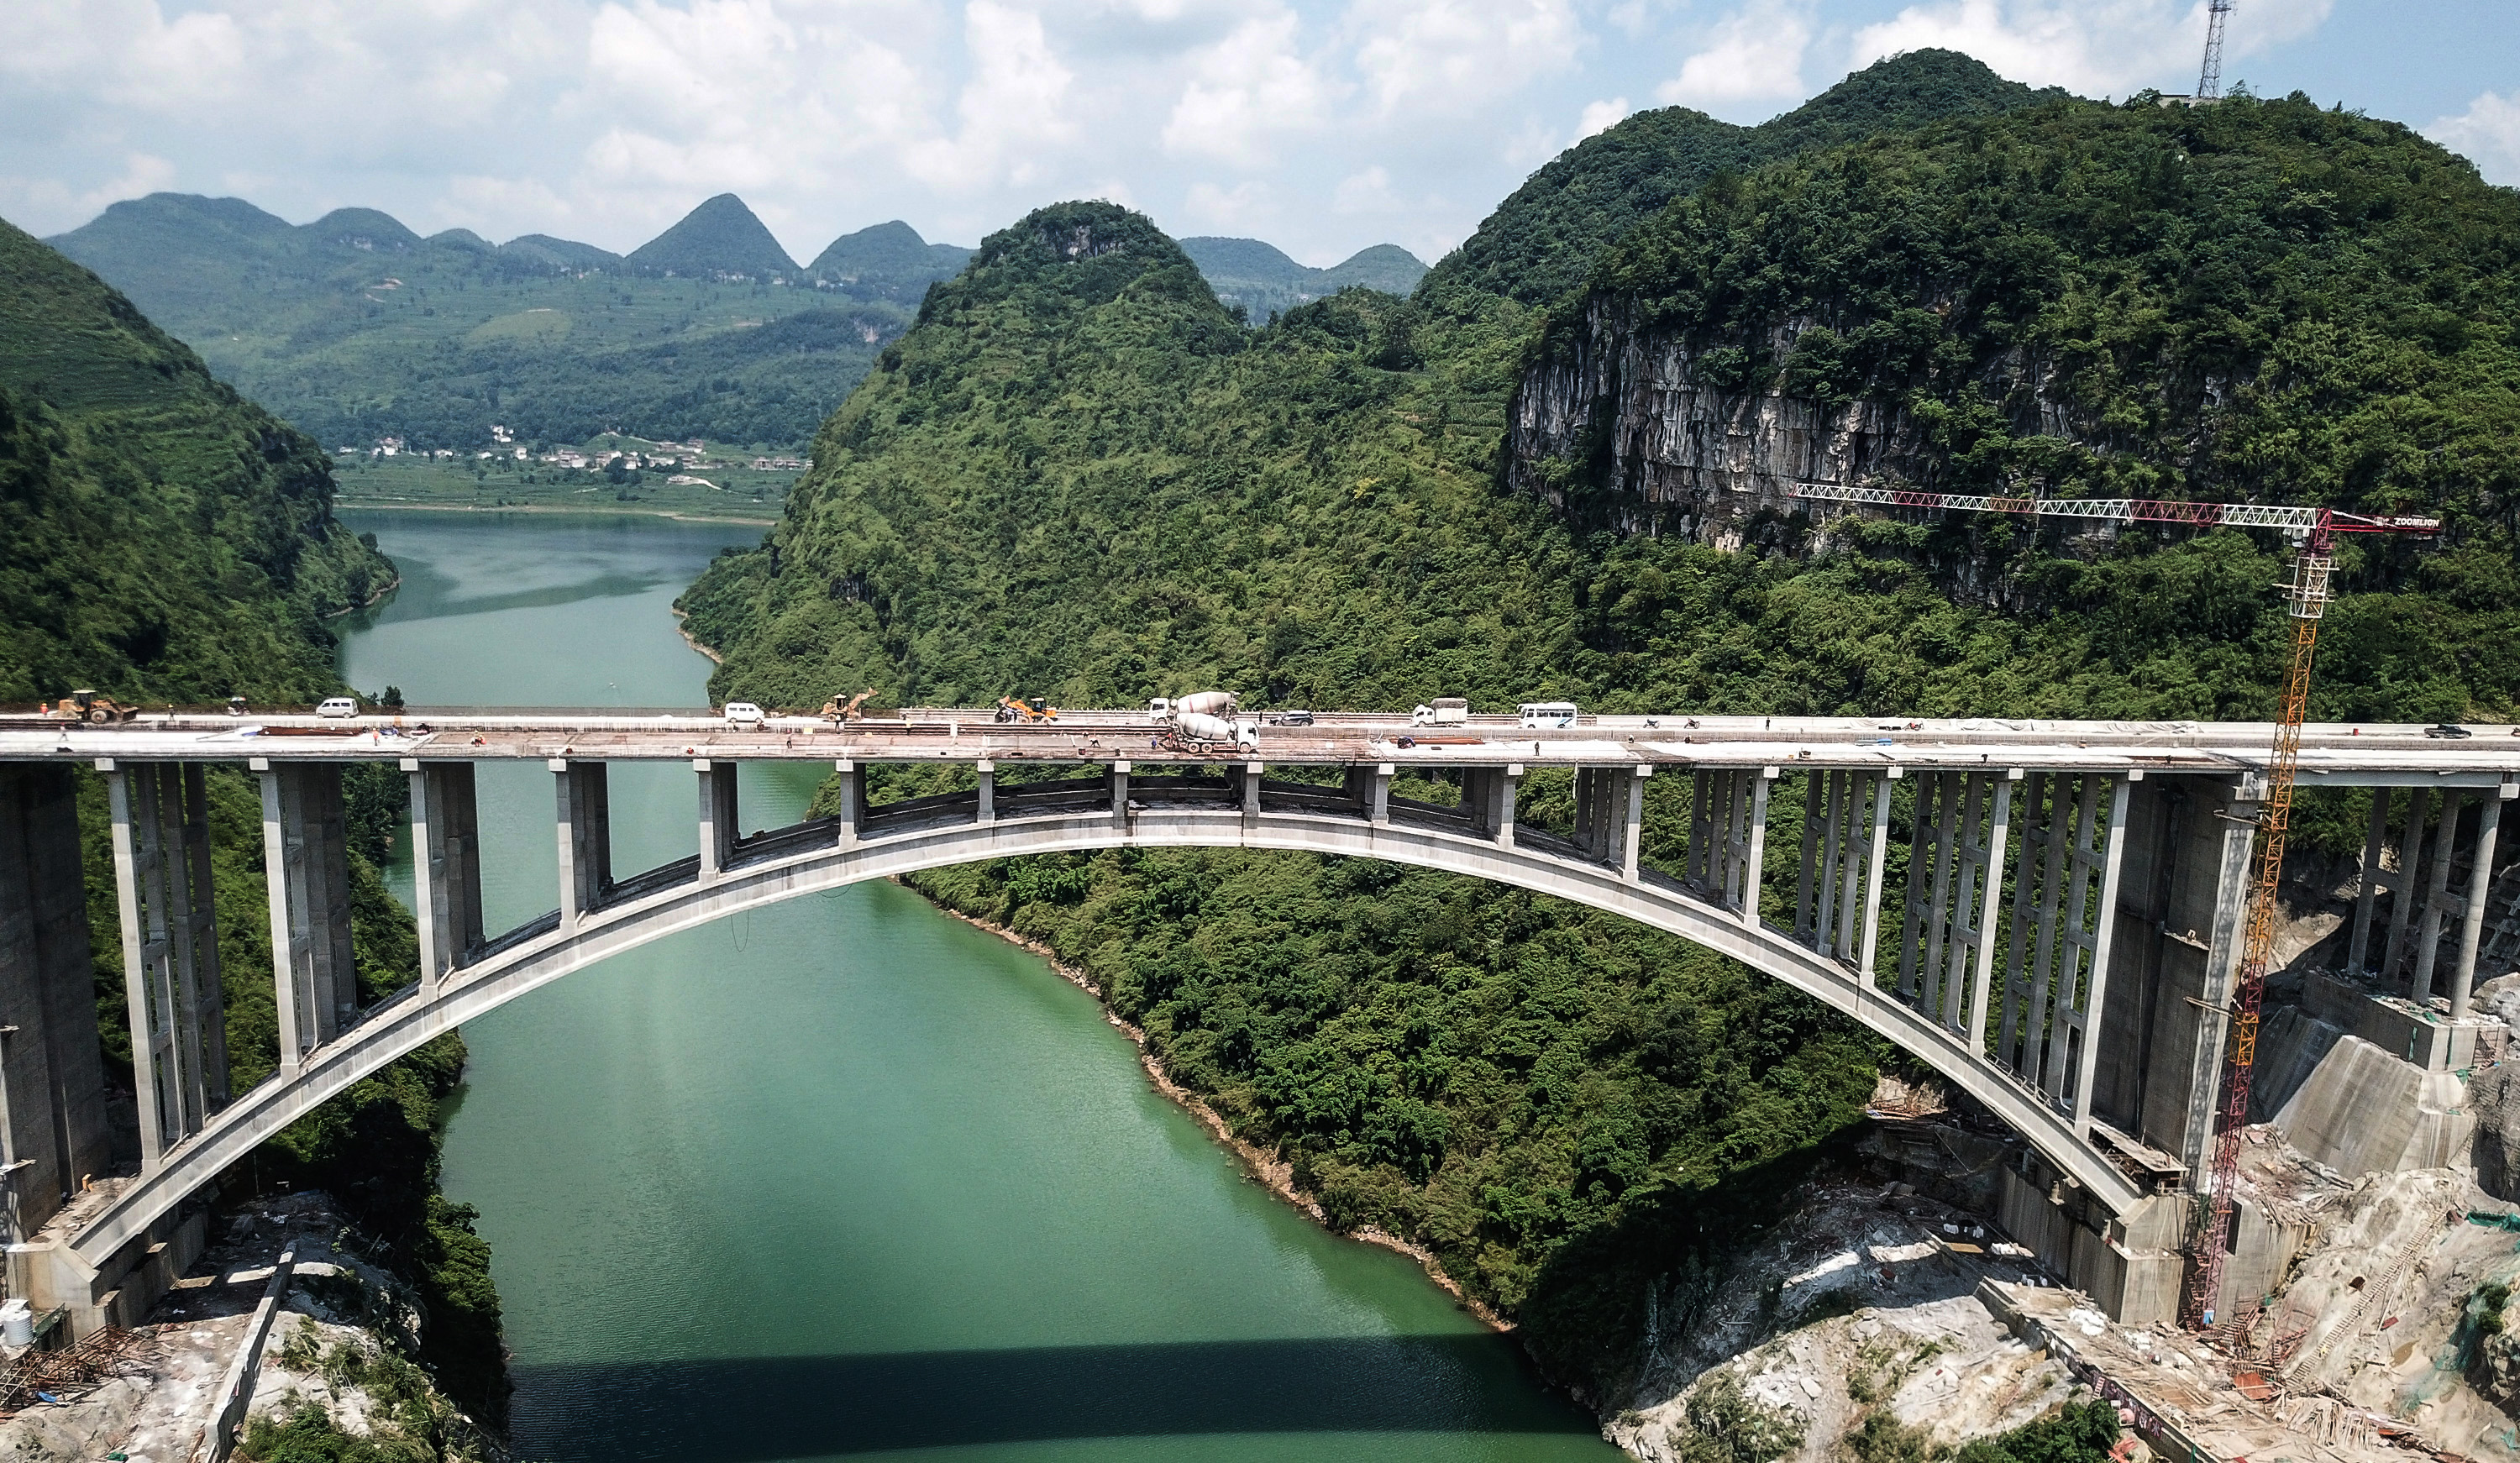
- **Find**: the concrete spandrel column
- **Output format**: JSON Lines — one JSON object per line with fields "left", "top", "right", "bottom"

{"left": 2452, "top": 794, "right": 2507, "bottom": 1019}
{"left": 2381, "top": 786, "right": 2432, "bottom": 983}
{"left": 177, "top": 766, "right": 227, "bottom": 1108}
{"left": 553, "top": 761, "right": 613, "bottom": 929}
{"left": 2072, "top": 774, "right": 2137, "bottom": 1138}
{"left": 1495, "top": 765, "right": 1524, "bottom": 849}
{"left": 1373, "top": 764, "right": 1393, "bottom": 827}
{"left": 1242, "top": 763, "right": 1263, "bottom": 824}
{"left": 1110, "top": 762, "right": 1130, "bottom": 832}
{"left": 302, "top": 766, "right": 357, "bottom": 1038}
{"left": 408, "top": 760, "right": 486, "bottom": 988}
{"left": 2347, "top": 790, "right": 2391, "bottom": 976}
{"left": 149, "top": 764, "right": 212, "bottom": 1130}
{"left": 833, "top": 760, "right": 864, "bottom": 848}
{"left": 1621, "top": 765, "right": 1650, "bottom": 883}
{"left": 1858, "top": 769, "right": 1900, "bottom": 983}
{"left": 693, "top": 760, "right": 738, "bottom": 882}
{"left": 1740, "top": 768, "right": 1776, "bottom": 927}
{"left": 2412, "top": 790, "right": 2466, "bottom": 1002}
{"left": 1966, "top": 773, "right": 2019, "bottom": 1057}
{"left": 255, "top": 762, "right": 309, "bottom": 1078}
{"left": 974, "top": 761, "right": 996, "bottom": 826}
{"left": 108, "top": 762, "right": 174, "bottom": 1168}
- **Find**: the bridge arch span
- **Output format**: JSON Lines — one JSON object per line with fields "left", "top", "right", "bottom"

{"left": 69, "top": 799, "right": 2141, "bottom": 1270}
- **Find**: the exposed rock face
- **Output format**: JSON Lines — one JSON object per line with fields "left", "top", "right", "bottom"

{"left": 1507, "top": 298, "right": 1928, "bottom": 537}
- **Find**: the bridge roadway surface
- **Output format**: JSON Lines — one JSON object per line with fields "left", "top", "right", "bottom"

{"left": 10, "top": 708, "right": 2520, "bottom": 1306}
{"left": 5, "top": 707, "right": 2520, "bottom": 783}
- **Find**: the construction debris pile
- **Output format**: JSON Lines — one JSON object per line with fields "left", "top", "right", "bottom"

{"left": 0, "top": 1329, "right": 158, "bottom": 1417}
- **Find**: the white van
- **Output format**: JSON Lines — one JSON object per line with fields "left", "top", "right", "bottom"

{"left": 315, "top": 697, "right": 360, "bottom": 719}
{"left": 1410, "top": 697, "right": 1470, "bottom": 726}
{"left": 722, "top": 701, "right": 766, "bottom": 726}
{"left": 1518, "top": 701, "right": 1578, "bottom": 729}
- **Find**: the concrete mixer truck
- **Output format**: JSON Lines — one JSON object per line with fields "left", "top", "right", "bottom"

{"left": 1148, "top": 692, "right": 1255, "bottom": 752}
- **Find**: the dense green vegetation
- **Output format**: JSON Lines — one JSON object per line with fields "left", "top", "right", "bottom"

{"left": 1181, "top": 237, "right": 1428, "bottom": 322}
{"left": 0, "top": 217, "right": 393, "bottom": 703}
{"left": 810, "top": 220, "right": 979, "bottom": 306}
{"left": 1421, "top": 50, "right": 2063, "bottom": 309}
{"left": 682, "top": 57, "right": 2520, "bottom": 1410}
{"left": 0, "top": 222, "right": 504, "bottom": 1422}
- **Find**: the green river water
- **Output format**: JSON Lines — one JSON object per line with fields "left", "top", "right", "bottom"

{"left": 336, "top": 511, "right": 1620, "bottom": 1463}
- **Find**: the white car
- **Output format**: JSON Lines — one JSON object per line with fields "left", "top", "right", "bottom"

{"left": 315, "top": 697, "right": 360, "bottom": 719}
{"left": 722, "top": 701, "right": 767, "bottom": 726}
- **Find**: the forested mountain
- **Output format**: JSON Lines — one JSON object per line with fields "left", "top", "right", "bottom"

{"left": 47, "top": 192, "right": 912, "bottom": 453}
{"left": 622, "top": 192, "right": 800, "bottom": 279}
{"left": 0, "top": 216, "right": 391, "bottom": 702}
{"left": 678, "top": 57, "right": 2520, "bottom": 1402}
{"left": 46, "top": 191, "right": 1421, "bottom": 454}
{"left": 807, "top": 220, "right": 975, "bottom": 305}
{"left": 0, "top": 218, "right": 505, "bottom": 1418}
{"left": 1421, "top": 49, "right": 2064, "bottom": 308}
{"left": 1180, "top": 237, "right": 1428, "bottom": 322}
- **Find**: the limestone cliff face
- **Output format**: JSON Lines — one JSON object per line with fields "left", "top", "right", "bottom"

{"left": 1504, "top": 296, "right": 2112, "bottom": 548}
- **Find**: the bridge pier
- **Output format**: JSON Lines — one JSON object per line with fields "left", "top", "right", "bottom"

{"left": 833, "top": 760, "right": 865, "bottom": 847}
{"left": 256, "top": 760, "right": 355, "bottom": 1076}
{"left": 975, "top": 761, "right": 996, "bottom": 825}
{"left": 554, "top": 760, "right": 613, "bottom": 928}
{"left": 111, "top": 761, "right": 229, "bottom": 1160}
{"left": 1109, "top": 761, "right": 1130, "bottom": 832}
{"left": 0, "top": 766, "right": 112, "bottom": 1240}
{"left": 695, "top": 758, "right": 740, "bottom": 882}
{"left": 409, "top": 760, "right": 484, "bottom": 990}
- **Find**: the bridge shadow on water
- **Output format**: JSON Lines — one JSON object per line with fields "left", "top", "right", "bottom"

{"left": 511, "top": 1332, "right": 1601, "bottom": 1460}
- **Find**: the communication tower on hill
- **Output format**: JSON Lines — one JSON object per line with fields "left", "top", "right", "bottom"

{"left": 2197, "top": 0, "right": 2234, "bottom": 101}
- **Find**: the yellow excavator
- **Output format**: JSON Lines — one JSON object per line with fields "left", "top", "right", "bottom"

{"left": 994, "top": 695, "right": 1058, "bottom": 724}
{"left": 821, "top": 688, "right": 878, "bottom": 722}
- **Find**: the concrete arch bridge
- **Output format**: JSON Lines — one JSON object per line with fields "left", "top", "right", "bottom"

{"left": 0, "top": 708, "right": 2514, "bottom": 1332}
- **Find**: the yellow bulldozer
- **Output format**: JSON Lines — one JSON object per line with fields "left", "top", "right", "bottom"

{"left": 994, "top": 695, "right": 1059, "bottom": 724}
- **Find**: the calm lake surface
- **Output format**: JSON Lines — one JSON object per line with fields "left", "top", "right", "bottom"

{"left": 337, "top": 510, "right": 1620, "bottom": 1463}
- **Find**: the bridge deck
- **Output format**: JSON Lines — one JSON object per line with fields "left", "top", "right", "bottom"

{"left": 4, "top": 710, "right": 2517, "bottom": 784}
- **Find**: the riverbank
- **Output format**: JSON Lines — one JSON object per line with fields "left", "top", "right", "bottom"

{"left": 922, "top": 894, "right": 1509, "bottom": 1332}
{"left": 335, "top": 499, "right": 779, "bottom": 527}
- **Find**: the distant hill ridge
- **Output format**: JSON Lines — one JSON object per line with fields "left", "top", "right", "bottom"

{"left": 1179, "top": 237, "right": 1428, "bottom": 322}
{"left": 622, "top": 193, "right": 798, "bottom": 280}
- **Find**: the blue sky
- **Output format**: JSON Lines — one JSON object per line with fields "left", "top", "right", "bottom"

{"left": 3, "top": 1, "right": 2515, "bottom": 267}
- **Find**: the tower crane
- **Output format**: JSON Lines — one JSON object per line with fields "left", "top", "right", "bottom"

{"left": 1782, "top": 480, "right": 2441, "bottom": 1331}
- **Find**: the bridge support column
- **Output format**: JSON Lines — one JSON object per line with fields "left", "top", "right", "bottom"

{"left": 1242, "top": 763, "right": 1263, "bottom": 826}
{"left": 553, "top": 760, "right": 612, "bottom": 930}
{"left": 106, "top": 762, "right": 228, "bottom": 1167}
{"left": 975, "top": 761, "right": 995, "bottom": 826}
{"left": 407, "top": 761, "right": 483, "bottom": 993}
{"left": 2378, "top": 788, "right": 2431, "bottom": 983}
{"left": 1622, "top": 765, "right": 1649, "bottom": 882}
{"left": 1110, "top": 762, "right": 1130, "bottom": 832}
{"left": 833, "top": 760, "right": 864, "bottom": 848}
{"left": 2411, "top": 790, "right": 2465, "bottom": 1002}
{"left": 0, "top": 765, "right": 112, "bottom": 1238}
{"left": 694, "top": 759, "right": 738, "bottom": 883}
{"left": 2451, "top": 793, "right": 2507, "bottom": 1019}
{"left": 1460, "top": 766, "right": 1521, "bottom": 847}
{"left": 1858, "top": 768, "right": 1898, "bottom": 982}
{"left": 2070, "top": 774, "right": 2136, "bottom": 1140}
{"left": 255, "top": 760, "right": 353, "bottom": 1080}
{"left": 2346, "top": 791, "right": 2393, "bottom": 976}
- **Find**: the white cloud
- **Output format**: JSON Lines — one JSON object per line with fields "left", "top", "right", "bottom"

{"left": 1576, "top": 97, "right": 1630, "bottom": 140}
{"left": 1183, "top": 178, "right": 1270, "bottom": 229}
{"left": 904, "top": 2, "right": 1078, "bottom": 192}
{"left": 1657, "top": 0, "right": 1810, "bottom": 109}
{"left": 1845, "top": 0, "right": 2333, "bottom": 98}
{"left": 1160, "top": 10, "right": 1335, "bottom": 167}
{"left": 2429, "top": 92, "right": 2520, "bottom": 188}
{"left": 1333, "top": 165, "right": 1397, "bottom": 214}
{"left": 1348, "top": 0, "right": 1583, "bottom": 118}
